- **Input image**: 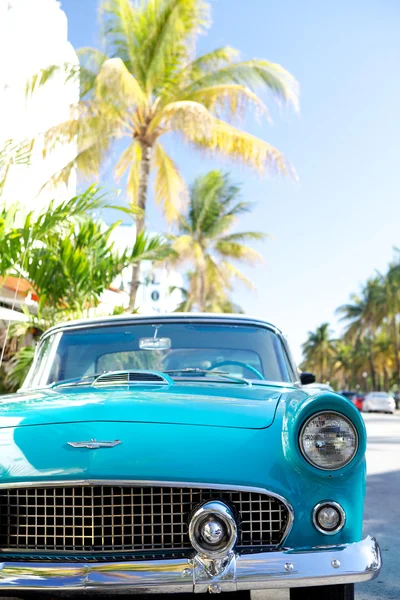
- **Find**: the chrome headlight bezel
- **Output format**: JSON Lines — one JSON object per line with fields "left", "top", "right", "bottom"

{"left": 299, "top": 411, "right": 359, "bottom": 471}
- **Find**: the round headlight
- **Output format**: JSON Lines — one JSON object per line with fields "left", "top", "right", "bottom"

{"left": 300, "top": 411, "right": 358, "bottom": 470}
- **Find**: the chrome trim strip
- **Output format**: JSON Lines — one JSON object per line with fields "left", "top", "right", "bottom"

{"left": 0, "top": 536, "right": 381, "bottom": 592}
{"left": 0, "top": 480, "right": 294, "bottom": 550}
{"left": 40, "top": 314, "right": 283, "bottom": 340}
{"left": 312, "top": 501, "right": 346, "bottom": 536}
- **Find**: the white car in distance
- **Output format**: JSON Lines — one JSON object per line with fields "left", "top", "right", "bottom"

{"left": 363, "top": 392, "right": 396, "bottom": 414}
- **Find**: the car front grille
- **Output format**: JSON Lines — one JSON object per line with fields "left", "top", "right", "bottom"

{"left": 0, "top": 484, "right": 290, "bottom": 555}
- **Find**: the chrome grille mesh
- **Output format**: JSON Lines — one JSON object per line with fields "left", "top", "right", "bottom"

{"left": 0, "top": 485, "right": 289, "bottom": 554}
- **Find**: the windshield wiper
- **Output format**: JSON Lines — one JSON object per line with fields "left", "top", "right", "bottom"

{"left": 163, "top": 368, "right": 251, "bottom": 386}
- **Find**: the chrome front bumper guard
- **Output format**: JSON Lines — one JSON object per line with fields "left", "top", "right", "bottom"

{"left": 0, "top": 536, "right": 381, "bottom": 593}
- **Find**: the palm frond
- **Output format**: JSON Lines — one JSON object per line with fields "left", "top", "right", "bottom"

{"left": 25, "top": 63, "right": 79, "bottom": 96}
{"left": 0, "top": 139, "right": 33, "bottom": 194}
{"left": 130, "top": 231, "right": 172, "bottom": 263}
{"left": 95, "top": 57, "right": 147, "bottom": 115}
{"left": 177, "top": 59, "right": 299, "bottom": 111}
{"left": 114, "top": 140, "right": 142, "bottom": 205}
{"left": 216, "top": 241, "right": 263, "bottom": 264}
{"left": 180, "top": 84, "right": 269, "bottom": 121}
{"left": 149, "top": 100, "right": 214, "bottom": 137}
{"left": 183, "top": 46, "right": 240, "bottom": 77}
{"left": 141, "top": 0, "right": 210, "bottom": 95}
{"left": 218, "top": 260, "right": 255, "bottom": 289}
{"left": 153, "top": 143, "right": 187, "bottom": 222}
{"left": 5, "top": 346, "right": 36, "bottom": 391}
{"left": 115, "top": 140, "right": 141, "bottom": 181}
{"left": 220, "top": 231, "right": 269, "bottom": 243}
{"left": 169, "top": 234, "right": 194, "bottom": 262}
{"left": 100, "top": 0, "right": 141, "bottom": 76}
{"left": 189, "top": 118, "right": 289, "bottom": 174}
{"left": 77, "top": 47, "right": 109, "bottom": 98}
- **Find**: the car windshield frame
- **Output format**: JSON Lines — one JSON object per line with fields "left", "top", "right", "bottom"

{"left": 22, "top": 317, "right": 299, "bottom": 390}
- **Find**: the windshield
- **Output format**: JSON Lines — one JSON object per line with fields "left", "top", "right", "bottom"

{"left": 23, "top": 321, "right": 295, "bottom": 388}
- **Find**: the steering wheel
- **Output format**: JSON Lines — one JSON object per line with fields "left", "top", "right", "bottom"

{"left": 207, "top": 360, "right": 265, "bottom": 380}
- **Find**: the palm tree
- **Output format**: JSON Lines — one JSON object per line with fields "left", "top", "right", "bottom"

{"left": 30, "top": 0, "right": 299, "bottom": 308}
{"left": 173, "top": 271, "right": 244, "bottom": 313}
{"left": 170, "top": 170, "right": 266, "bottom": 311}
{"left": 336, "top": 277, "right": 386, "bottom": 389}
{"left": 383, "top": 256, "right": 400, "bottom": 385}
{"left": 301, "top": 323, "right": 336, "bottom": 382}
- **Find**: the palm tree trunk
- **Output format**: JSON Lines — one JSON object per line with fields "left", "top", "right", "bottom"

{"left": 391, "top": 313, "right": 400, "bottom": 386}
{"left": 368, "top": 346, "right": 377, "bottom": 390}
{"left": 128, "top": 143, "right": 152, "bottom": 310}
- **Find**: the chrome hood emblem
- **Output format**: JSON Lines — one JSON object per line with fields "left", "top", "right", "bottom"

{"left": 68, "top": 439, "right": 121, "bottom": 450}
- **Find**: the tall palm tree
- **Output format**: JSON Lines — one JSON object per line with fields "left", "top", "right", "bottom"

{"left": 31, "top": 0, "right": 299, "bottom": 307}
{"left": 170, "top": 170, "right": 266, "bottom": 311}
{"left": 384, "top": 256, "right": 400, "bottom": 385}
{"left": 336, "top": 277, "right": 386, "bottom": 389}
{"left": 301, "top": 323, "right": 336, "bottom": 382}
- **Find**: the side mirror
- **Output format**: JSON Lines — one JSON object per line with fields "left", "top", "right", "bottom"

{"left": 300, "top": 372, "right": 316, "bottom": 385}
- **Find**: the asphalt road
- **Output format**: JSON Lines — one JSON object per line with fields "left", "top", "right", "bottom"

{"left": 0, "top": 412, "right": 398, "bottom": 600}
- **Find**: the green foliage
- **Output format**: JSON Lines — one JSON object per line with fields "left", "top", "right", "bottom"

{"left": 301, "top": 323, "right": 337, "bottom": 383}
{"left": 0, "top": 186, "right": 111, "bottom": 278}
{"left": 22, "top": 222, "right": 169, "bottom": 317}
{"left": 302, "top": 253, "right": 400, "bottom": 392}
{"left": 5, "top": 346, "right": 36, "bottom": 392}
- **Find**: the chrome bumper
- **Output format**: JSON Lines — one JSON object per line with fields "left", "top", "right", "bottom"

{"left": 0, "top": 536, "right": 381, "bottom": 593}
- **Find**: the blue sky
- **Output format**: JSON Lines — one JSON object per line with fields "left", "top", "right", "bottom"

{"left": 61, "top": 0, "right": 400, "bottom": 363}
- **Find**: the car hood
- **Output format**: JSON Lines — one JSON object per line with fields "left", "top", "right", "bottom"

{"left": 0, "top": 382, "right": 290, "bottom": 430}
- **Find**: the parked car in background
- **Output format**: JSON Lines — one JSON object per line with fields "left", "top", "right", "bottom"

{"left": 340, "top": 391, "right": 364, "bottom": 412}
{"left": 362, "top": 392, "right": 396, "bottom": 414}
{"left": 0, "top": 314, "right": 381, "bottom": 600}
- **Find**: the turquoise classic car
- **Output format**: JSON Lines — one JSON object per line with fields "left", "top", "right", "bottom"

{"left": 0, "top": 314, "right": 380, "bottom": 599}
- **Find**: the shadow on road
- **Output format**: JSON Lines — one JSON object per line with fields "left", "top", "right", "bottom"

{"left": 357, "top": 469, "right": 400, "bottom": 600}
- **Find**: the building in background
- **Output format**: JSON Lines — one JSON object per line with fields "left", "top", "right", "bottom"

{"left": 0, "top": 0, "right": 78, "bottom": 212}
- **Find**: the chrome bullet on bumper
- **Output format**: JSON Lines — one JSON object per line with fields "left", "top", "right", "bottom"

{"left": 0, "top": 536, "right": 381, "bottom": 593}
